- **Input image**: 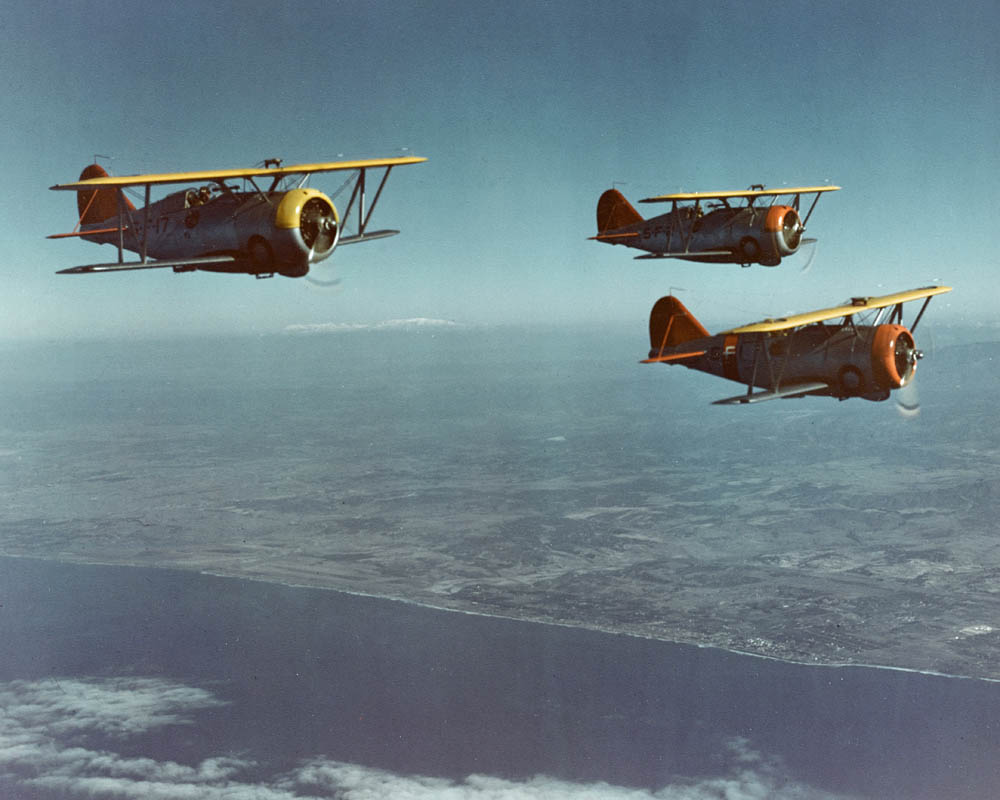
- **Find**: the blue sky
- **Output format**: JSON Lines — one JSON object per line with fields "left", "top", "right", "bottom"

{"left": 2, "top": 0, "right": 997, "bottom": 339}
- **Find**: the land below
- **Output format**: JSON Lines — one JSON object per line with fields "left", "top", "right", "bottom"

{"left": 2, "top": 329, "right": 998, "bottom": 680}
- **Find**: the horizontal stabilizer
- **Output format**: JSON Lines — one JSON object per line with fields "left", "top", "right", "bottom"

{"left": 57, "top": 255, "right": 236, "bottom": 275}
{"left": 712, "top": 381, "right": 829, "bottom": 405}
{"left": 589, "top": 231, "right": 639, "bottom": 241}
{"left": 338, "top": 229, "right": 400, "bottom": 245}
{"left": 640, "top": 350, "right": 706, "bottom": 364}
{"left": 47, "top": 227, "right": 123, "bottom": 239}
{"left": 635, "top": 250, "right": 733, "bottom": 260}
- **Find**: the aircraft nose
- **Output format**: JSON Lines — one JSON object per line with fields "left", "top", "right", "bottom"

{"left": 783, "top": 208, "right": 803, "bottom": 250}
{"left": 300, "top": 196, "right": 338, "bottom": 255}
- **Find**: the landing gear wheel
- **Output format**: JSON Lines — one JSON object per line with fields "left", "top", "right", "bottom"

{"left": 739, "top": 237, "right": 760, "bottom": 264}
{"left": 838, "top": 366, "right": 864, "bottom": 397}
{"left": 248, "top": 237, "right": 274, "bottom": 274}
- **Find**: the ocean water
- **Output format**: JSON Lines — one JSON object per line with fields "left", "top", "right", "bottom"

{"left": 0, "top": 556, "right": 997, "bottom": 799}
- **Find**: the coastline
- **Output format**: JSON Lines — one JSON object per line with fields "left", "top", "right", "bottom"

{"left": 5, "top": 551, "right": 997, "bottom": 685}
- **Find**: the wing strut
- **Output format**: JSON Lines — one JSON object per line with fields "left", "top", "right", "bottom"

{"left": 745, "top": 339, "right": 762, "bottom": 400}
{"left": 884, "top": 294, "right": 936, "bottom": 332}
{"left": 680, "top": 200, "right": 699, "bottom": 253}
{"left": 140, "top": 184, "right": 150, "bottom": 264}
{"left": 769, "top": 331, "right": 794, "bottom": 393}
{"left": 365, "top": 166, "right": 394, "bottom": 235}
{"left": 801, "top": 191, "right": 824, "bottom": 227}
{"left": 744, "top": 334, "right": 783, "bottom": 398}
{"left": 669, "top": 200, "right": 678, "bottom": 253}
{"left": 116, "top": 189, "right": 126, "bottom": 264}
{"left": 339, "top": 166, "right": 399, "bottom": 244}
{"left": 910, "top": 295, "right": 935, "bottom": 333}
{"left": 116, "top": 187, "right": 147, "bottom": 264}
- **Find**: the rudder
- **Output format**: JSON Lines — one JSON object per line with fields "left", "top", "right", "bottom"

{"left": 649, "top": 295, "right": 710, "bottom": 353}
{"left": 596, "top": 188, "right": 643, "bottom": 232}
{"left": 77, "top": 163, "right": 135, "bottom": 225}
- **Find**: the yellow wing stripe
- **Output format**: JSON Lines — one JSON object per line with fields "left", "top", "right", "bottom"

{"left": 640, "top": 185, "right": 840, "bottom": 203}
{"left": 722, "top": 286, "right": 953, "bottom": 334}
{"left": 50, "top": 156, "right": 427, "bottom": 191}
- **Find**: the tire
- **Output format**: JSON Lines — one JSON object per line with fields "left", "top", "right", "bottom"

{"left": 838, "top": 366, "right": 864, "bottom": 396}
{"left": 739, "top": 237, "right": 760, "bottom": 263}
{"left": 248, "top": 236, "right": 274, "bottom": 272}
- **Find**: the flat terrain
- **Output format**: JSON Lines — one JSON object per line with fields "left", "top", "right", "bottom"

{"left": 2, "top": 327, "right": 998, "bottom": 680}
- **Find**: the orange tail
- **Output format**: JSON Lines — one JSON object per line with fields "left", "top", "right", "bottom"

{"left": 77, "top": 164, "right": 135, "bottom": 225}
{"left": 649, "top": 295, "right": 710, "bottom": 352}
{"left": 596, "top": 188, "right": 643, "bottom": 232}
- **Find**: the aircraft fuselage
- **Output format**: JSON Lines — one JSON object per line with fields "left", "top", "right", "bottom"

{"left": 613, "top": 203, "right": 803, "bottom": 266}
{"left": 80, "top": 186, "right": 339, "bottom": 277}
{"left": 656, "top": 323, "right": 918, "bottom": 401}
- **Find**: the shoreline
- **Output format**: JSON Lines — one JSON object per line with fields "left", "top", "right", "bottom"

{"left": 6, "top": 552, "right": 997, "bottom": 686}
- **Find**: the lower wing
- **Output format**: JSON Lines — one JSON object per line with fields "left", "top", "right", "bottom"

{"left": 712, "top": 381, "right": 830, "bottom": 405}
{"left": 57, "top": 255, "right": 236, "bottom": 275}
{"left": 634, "top": 250, "right": 733, "bottom": 260}
{"left": 337, "top": 229, "right": 399, "bottom": 246}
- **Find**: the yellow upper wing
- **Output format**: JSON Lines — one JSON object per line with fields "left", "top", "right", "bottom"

{"left": 640, "top": 185, "right": 840, "bottom": 203}
{"left": 722, "top": 286, "right": 953, "bottom": 334}
{"left": 50, "top": 156, "right": 427, "bottom": 191}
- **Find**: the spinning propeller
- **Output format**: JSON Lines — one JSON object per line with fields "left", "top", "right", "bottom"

{"left": 299, "top": 197, "right": 338, "bottom": 255}
{"left": 895, "top": 374, "right": 921, "bottom": 418}
{"left": 304, "top": 268, "right": 343, "bottom": 290}
{"left": 895, "top": 306, "right": 934, "bottom": 419}
{"left": 783, "top": 208, "right": 804, "bottom": 251}
{"left": 797, "top": 238, "right": 819, "bottom": 273}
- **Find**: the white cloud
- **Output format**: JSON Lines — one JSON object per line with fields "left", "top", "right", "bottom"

{"left": 0, "top": 677, "right": 227, "bottom": 738}
{"left": 0, "top": 677, "right": 856, "bottom": 800}
{"left": 25, "top": 774, "right": 304, "bottom": 800}
{"left": 0, "top": 677, "right": 271, "bottom": 800}
{"left": 287, "top": 758, "right": 853, "bottom": 800}
{"left": 284, "top": 318, "right": 462, "bottom": 334}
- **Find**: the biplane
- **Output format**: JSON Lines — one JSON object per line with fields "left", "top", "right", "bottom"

{"left": 592, "top": 184, "right": 840, "bottom": 267}
{"left": 642, "top": 286, "right": 951, "bottom": 404}
{"left": 49, "top": 156, "right": 426, "bottom": 278}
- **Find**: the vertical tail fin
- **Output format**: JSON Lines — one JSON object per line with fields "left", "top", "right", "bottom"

{"left": 596, "top": 188, "right": 643, "bottom": 232}
{"left": 77, "top": 164, "right": 135, "bottom": 225}
{"left": 649, "top": 295, "right": 710, "bottom": 354}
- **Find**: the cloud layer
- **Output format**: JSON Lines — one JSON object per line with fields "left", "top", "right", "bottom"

{"left": 284, "top": 318, "right": 462, "bottom": 335}
{"left": 0, "top": 677, "right": 853, "bottom": 800}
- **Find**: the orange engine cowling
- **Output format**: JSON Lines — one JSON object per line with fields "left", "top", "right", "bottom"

{"left": 764, "top": 205, "right": 803, "bottom": 257}
{"left": 871, "top": 324, "right": 918, "bottom": 389}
